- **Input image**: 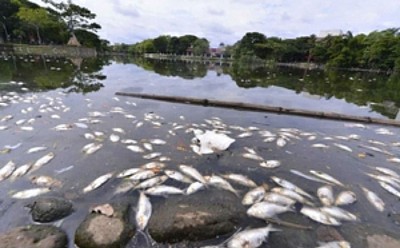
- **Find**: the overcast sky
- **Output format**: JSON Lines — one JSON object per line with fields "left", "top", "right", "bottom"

{"left": 31, "top": 0, "right": 400, "bottom": 47}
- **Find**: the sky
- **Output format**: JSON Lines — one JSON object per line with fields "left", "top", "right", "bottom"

{"left": 31, "top": 0, "right": 400, "bottom": 47}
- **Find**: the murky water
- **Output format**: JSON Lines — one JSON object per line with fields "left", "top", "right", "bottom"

{"left": 1, "top": 55, "right": 400, "bottom": 247}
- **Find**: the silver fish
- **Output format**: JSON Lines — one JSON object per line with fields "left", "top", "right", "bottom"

{"left": 290, "top": 169, "right": 330, "bottom": 184}
{"left": 141, "top": 162, "right": 166, "bottom": 170}
{"left": 264, "top": 192, "right": 296, "bottom": 206}
{"left": 10, "top": 163, "right": 32, "bottom": 179}
{"left": 31, "top": 175, "right": 62, "bottom": 188}
{"left": 316, "top": 241, "right": 351, "bottom": 248}
{"left": 379, "top": 181, "right": 400, "bottom": 198}
{"left": 222, "top": 173, "right": 257, "bottom": 188}
{"left": 271, "top": 187, "right": 315, "bottom": 206}
{"left": 242, "top": 186, "right": 267, "bottom": 206}
{"left": 116, "top": 168, "right": 143, "bottom": 178}
{"left": 247, "top": 201, "right": 293, "bottom": 219}
{"left": 112, "top": 128, "right": 125, "bottom": 134}
{"left": 136, "top": 191, "right": 152, "bottom": 230}
{"left": 186, "top": 182, "right": 206, "bottom": 195}
{"left": 82, "top": 143, "right": 103, "bottom": 155}
{"left": 31, "top": 152, "right": 55, "bottom": 172}
{"left": 11, "top": 187, "right": 51, "bottom": 199}
{"left": 128, "top": 170, "right": 157, "bottom": 181}
{"left": 144, "top": 185, "right": 185, "bottom": 196}
{"left": 149, "top": 139, "right": 166, "bottom": 145}
{"left": 179, "top": 165, "right": 207, "bottom": 184}
{"left": 165, "top": 170, "right": 193, "bottom": 184}
{"left": 310, "top": 170, "right": 344, "bottom": 187}
{"left": 27, "top": 146, "right": 47, "bottom": 154}
{"left": 375, "top": 167, "right": 400, "bottom": 178}
{"left": 360, "top": 186, "right": 385, "bottom": 212}
{"left": 83, "top": 172, "right": 113, "bottom": 193}
{"left": 113, "top": 180, "right": 137, "bottom": 195}
{"left": 271, "top": 176, "right": 314, "bottom": 200}
{"left": 227, "top": 224, "right": 280, "bottom": 248}
{"left": 0, "top": 161, "right": 16, "bottom": 181}
{"left": 259, "top": 160, "right": 281, "bottom": 168}
{"left": 333, "top": 143, "right": 352, "bottom": 152}
{"left": 317, "top": 185, "right": 335, "bottom": 206}
{"left": 320, "top": 206, "right": 357, "bottom": 222}
{"left": 121, "top": 139, "right": 137, "bottom": 144}
{"left": 335, "top": 191, "right": 357, "bottom": 206}
{"left": 207, "top": 175, "right": 240, "bottom": 197}
{"left": 242, "top": 153, "right": 264, "bottom": 161}
{"left": 300, "top": 206, "right": 341, "bottom": 226}
{"left": 109, "top": 134, "right": 120, "bottom": 143}
{"left": 312, "top": 144, "right": 329, "bottom": 149}
{"left": 143, "top": 152, "right": 161, "bottom": 160}
{"left": 74, "top": 122, "right": 88, "bottom": 129}
{"left": 126, "top": 145, "right": 144, "bottom": 153}
{"left": 276, "top": 138, "right": 287, "bottom": 147}
{"left": 134, "top": 175, "right": 168, "bottom": 190}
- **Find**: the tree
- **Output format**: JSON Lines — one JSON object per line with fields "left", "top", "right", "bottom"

{"left": 234, "top": 32, "right": 267, "bottom": 59}
{"left": 192, "top": 38, "right": 209, "bottom": 56}
{"left": 153, "top": 35, "right": 170, "bottom": 53}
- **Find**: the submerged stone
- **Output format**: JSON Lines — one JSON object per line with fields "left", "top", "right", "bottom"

{"left": 29, "top": 197, "right": 74, "bottom": 223}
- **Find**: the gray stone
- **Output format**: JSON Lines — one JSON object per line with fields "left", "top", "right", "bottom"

{"left": 367, "top": 234, "right": 400, "bottom": 248}
{"left": 0, "top": 225, "right": 68, "bottom": 248}
{"left": 316, "top": 226, "right": 344, "bottom": 242}
{"left": 148, "top": 188, "right": 246, "bottom": 243}
{"left": 29, "top": 197, "right": 74, "bottom": 223}
{"left": 74, "top": 202, "right": 135, "bottom": 248}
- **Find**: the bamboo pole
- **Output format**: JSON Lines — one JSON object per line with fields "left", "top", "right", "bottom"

{"left": 115, "top": 92, "right": 400, "bottom": 127}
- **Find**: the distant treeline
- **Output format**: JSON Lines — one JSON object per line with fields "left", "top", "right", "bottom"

{"left": 113, "top": 28, "right": 400, "bottom": 71}
{"left": 0, "top": 0, "right": 109, "bottom": 51}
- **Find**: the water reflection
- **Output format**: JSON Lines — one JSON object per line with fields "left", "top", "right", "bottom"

{"left": 129, "top": 57, "right": 400, "bottom": 119}
{"left": 0, "top": 54, "right": 108, "bottom": 93}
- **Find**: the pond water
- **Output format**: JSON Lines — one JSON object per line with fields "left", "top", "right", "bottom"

{"left": 0, "top": 54, "right": 400, "bottom": 247}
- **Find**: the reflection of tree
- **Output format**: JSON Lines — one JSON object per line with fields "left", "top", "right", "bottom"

{"left": 224, "top": 62, "right": 400, "bottom": 119}
{"left": 132, "top": 57, "right": 208, "bottom": 79}
{"left": 0, "top": 56, "right": 108, "bottom": 93}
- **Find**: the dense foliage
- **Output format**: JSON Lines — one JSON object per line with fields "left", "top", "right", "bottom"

{"left": 0, "top": 0, "right": 108, "bottom": 51}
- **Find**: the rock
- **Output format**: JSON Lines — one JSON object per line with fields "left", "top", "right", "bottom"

{"left": 74, "top": 202, "right": 135, "bottom": 248}
{"left": 316, "top": 226, "right": 344, "bottom": 242}
{"left": 0, "top": 225, "right": 68, "bottom": 248}
{"left": 148, "top": 188, "right": 246, "bottom": 243}
{"left": 29, "top": 197, "right": 74, "bottom": 223}
{"left": 367, "top": 234, "right": 400, "bottom": 248}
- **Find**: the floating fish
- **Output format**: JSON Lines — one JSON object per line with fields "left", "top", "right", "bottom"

{"left": 276, "top": 138, "right": 287, "bottom": 147}
{"left": 242, "top": 153, "right": 264, "bottom": 161}
{"left": 84, "top": 133, "right": 95, "bottom": 140}
{"left": 247, "top": 201, "right": 293, "bottom": 219}
{"left": 31, "top": 175, "right": 62, "bottom": 188}
{"left": 264, "top": 192, "right": 296, "bottom": 206}
{"left": 134, "top": 175, "right": 168, "bottom": 190}
{"left": 20, "top": 126, "right": 34, "bottom": 131}
{"left": 312, "top": 144, "right": 329, "bottom": 149}
{"left": 194, "top": 130, "right": 235, "bottom": 154}
{"left": 206, "top": 175, "right": 240, "bottom": 197}
{"left": 227, "top": 224, "right": 280, "bottom": 248}
{"left": 126, "top": 145, "right": 144, "bottom": 153}
{"left": 141, "top": 162, "right": 166, "bottom": 170}
{"left": 10, "top": 163, "right": 32, "bottom": 179}
{"left": 27, "top": 146, "right": 47, "bottom": 154}
{"left": 300, "top": 206, "right": 341, "bottom": 226}
{"left": 271, "top": 187, "right": 315, "bottom": 206}
{"left": 316, "top": 241, "right": 351, "bottom": 248}
{"left": 0, "top": 161, "right": 16, "bottom": 181}
{"left": 259, "top": 160, "right": 281, "bottom": 169}
{"left": 143, "top": 143, "right": 153, "bottom": 151}
{"left": 11, "top": 187, "right": 51, "bottom": 199}
{"left": 31, "top": 152, "right": 55, "bottom": 172}
{"left": 333, "top": 143, "right": 352, "bottom": 152}
{"left": 317, "top": 185, "right": 335, "bottom": 206}
{"left": 144, "top": 185, "right": 185, "bottom": 196}
{"left": 310, "top": 170, "right": 344, "bottom": 187}
{"left": 375, "top": 167, "right": 400, "bottom": 178}
{"left": 83, "top": 172, "right": 113, "bottom": 193}
{"left": 149, "top": 139, "right": 166, "bottom": 145}
{"left": 113, "top": 180, "right": 137, "bottom": 195}
{"left": 335, "top": 191, "right": 357, "bottom": 206}
{"left": 222, "top": 173, "right": 257, "bottom": 188}
{"left": 379, "top": 181, "right": 400, "bottom": 198}
{"left": 82, "top": 143, "right": 103, "bottom": 155}
{"left": 136, "top": 191, "right": 152, "bottom": 230}
{"left": 53, "top": 124, "right": 73, "bottom": 131}
{"left": 360, "top": 186, "right": 385, "bottom": 212}
{"left": 116, "top": 168, "right": 143, "bottom": 178}
{"left": 74, "top": 122, "right": 88, "bottom": 129}
{"left": 237, "top": 132, "right": 253, "bottom": 138}
{"left": 165, "top": 170, "right": 193, "bottom": 184}
{"left": 186, "top": 182, "right": 206, "bottom": 195}
{"left": 271, "top": 176, "right": 314, "bottom": 200}
{"left": 320, "top": 206, "right": 357, "bottom": 222}
{"left": 242, "top": 186, "right": 267, "bottom": 206}
{"left": 128, "top": 170, "right": 157, "bottom": 181}
{"left": 143, "top": 152, "right": 161, "bottom": 160}
{"left": 121, "top": 139, "right": 137, "bottom": 144}
{"left": 179, "top": 165, "right": 207, "bottom": 184}
{"left": 290, "top": 169, "right": 330, "bottom": 184}
{"left": 109, "top": 134, "right": 120, "bottom": 143}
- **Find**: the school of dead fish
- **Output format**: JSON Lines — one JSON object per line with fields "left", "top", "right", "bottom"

{"left": 1, "top": 83, "right": 400, "bottom": 247}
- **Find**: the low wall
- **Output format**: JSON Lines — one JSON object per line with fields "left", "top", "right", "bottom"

{"left": 0, "top": 44, "right": 96, "bottom": 57}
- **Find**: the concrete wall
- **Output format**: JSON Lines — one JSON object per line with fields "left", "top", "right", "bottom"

{"left": 0, "top": 44, "right": 96, "bottom": 57}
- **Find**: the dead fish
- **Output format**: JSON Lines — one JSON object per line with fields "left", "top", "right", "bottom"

{"left": 242, "top": 153, "right": 264, "bottom": 161}
{"left": 51, "top": 114, "right": 60, "bottom": 119}
{"left": 144, "top": 185, "right": 185, "bottom": 196}
{"left": 379, "top": 181, "right": 400, "bottom": 198}
{"left": 316, "top": 241, "right": 351, "bottom": 248}
{"left": 247, "top": 201, "right": 293, "bottom": 219}
{"left": 112, "top": 128, "right": 125, "bottom": 134}
{"left": 27, "top": 146, "right": 47, "bottom": 154}
{"left": 128, "top": 170, "right": 157, "bottom": 181}
{"left": 271, "top": 187, "right": 315, "bottom": 206}
{"left": 359, "top": 144, "right": 393, "bottom": 156}
{"left": 0, "top": 126, "right": 8, "bottom": 131}
{"left": 143, "top": 143, "right": 153, "bottom": 151}
{"left": 333, "top": 143, "right": 352, "bottom": 152}
{"left": 310, "top": 170, "right": 344, "bottom": 187}
{"left": 53, "top": 124, "right": 73, "bottom": 131}
{"left": 15, "top": 119, "right": 26, "bottom": 125}
{"left": 31, "top": 152, "right": 55, "bottom": 172}
{"left": 0, "top": 115, "right": 13, "bottom": 122}
{"left": 242, "top": 186, "right": 267, "bottom": 206}
{"left": 365, "top": 173, "right": 400, "bottom": 189}
{"left": 276, "top": 138, "right": 287, "bottom": 147}
{"left": 74, "top": 123, "right": 88, "bottom": 129}
{"left": 263, "top": 137, "right": 276, "bottom": 143}
{"left": 83, "top": 172, "right": 113, "bottom": 193}
{"left": 30, "top": 175, "right": 62, "bottom": 188}
{"left": 222, "top": 173, "right": 257, "bottom": 188}
{"left": 375, "top": 167, "right": 400, "bottom": 178}
{"left": 109, "top": 134, "right": 120, "bottom": 143}
{"left": 271, "top": 176, "right": 314, "bottom": 200}
{"left": 237, "top": 132, "right": 253, "bottom": 138}
{"left": 116, "top": 168, "right": 143, "bottom": 178}
{"left": 300, "top": 206, "right": 341, "bottom": 226}
{"left": 82, "top": 143, "right": 103, "bottom": 155}
{"left": 186, "top": 182, "right": 206, "bottom": 195}
{"left": 11, "top": 187, "right": 51, "bottom": 199}
{"left": 113, "top": 180, "right": 137, "bottom": 195}
{"left": 141, "top": 162, "right": 166, "bottom": 170}
{"left": 20, "top": 126, "right": 34, "bottom": 131}
{"left": 360, "top": 186, "right": 385, "bottom": 212}
{"left": 10, "top": 163, "right": 32, "bottom": 179}
{"left": 206, "top": 175, "right": 240, "bottom": 197}
{"left": 290, "top": 169, "right": 330, "bottom": 184}
{"left": 126, "top": 145, "right": 144, "bottom": 153}
{"left": 149, "top": 139, "right": 166, "bottom": 145}
{"left": 4, "top": 143, "right": 21, "bottom": 150}
{"left": 312, "top": 144, "right": 329, "bottom": 149}
{"left": 320, "top": 206, "right": 357, "bottom": 222}
{"left": 84, "top": 133, "right": 95, "bottom": 140}
{"left": 121, "top": 139, "right": 137, "bottom": 144}
{"left": 134, "top": 175, "right": 168, "bottom": 190}
{"left": 165, "top": 170, "right": 193, "bottom": 184}
{"left": 136, "top": 191, "right": 152, "bottom": 230}
{"left": 259, "top": 160, "right": 281, "bottom": 169}
{"left": 143, "top": 152, "right": 161, "bottom": 160}
{"left": 387, "top": 157, "right": 400, "bottom": 164}
{"left": 317, "top": 185, "right": 335, "bottom": 206}
{"left": 227, "top": 224, "right": 280, "bottom": 248}
{"left": 264, "top": 192, "right": 296, "bottom": 206}
{"left": 179, "top": 165, "right": 207, "bottom": 184}
{"left": 335, "top": 191, "right": 357, "bottom": 206}
{"left": 0, "top": 161, "right": 16, "bottom": 181}
{"left": 90, "top": 203, "right": 114, "bottom": 217}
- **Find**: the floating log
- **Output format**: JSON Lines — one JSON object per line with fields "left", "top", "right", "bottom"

{"left": 115, "top": 92, "right": 400, "bottom": 127}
